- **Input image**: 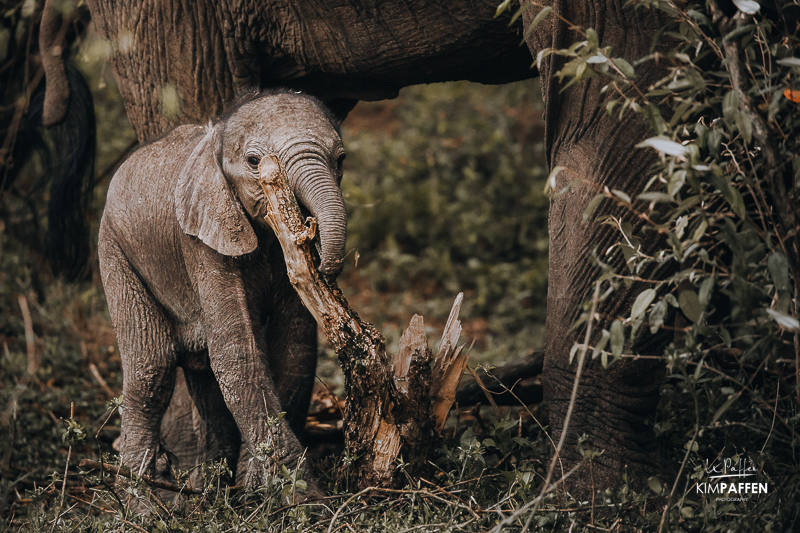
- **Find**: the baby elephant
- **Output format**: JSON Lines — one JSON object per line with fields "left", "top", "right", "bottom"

{"left": 99, "top": 90, "right": 347, "bottom": 494}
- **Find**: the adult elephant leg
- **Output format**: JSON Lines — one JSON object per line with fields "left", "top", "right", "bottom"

{"left": 543, "top": 140, "right": 668, "bottom": 499}
{"left": 520, "top": 2, "right": 673, "bottom": 498}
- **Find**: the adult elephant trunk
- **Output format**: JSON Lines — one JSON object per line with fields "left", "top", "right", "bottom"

{"left": 287, "top": 161, "right": 347, "bottom": 276}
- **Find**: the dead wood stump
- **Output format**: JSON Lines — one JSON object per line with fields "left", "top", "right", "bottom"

{"left": 258, "top": 156, "right": 468, "bottom": 489}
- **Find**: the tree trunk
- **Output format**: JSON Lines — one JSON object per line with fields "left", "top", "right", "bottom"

{"left": 257, "top": 155, "right": 467, "bottom": 489}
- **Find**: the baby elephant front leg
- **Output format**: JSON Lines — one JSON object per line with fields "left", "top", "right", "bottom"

{"left": 197, "top": 268, "right": 318, "bottom": 497}
{"left": 208, "top": 339, "right": 313, "bottom": 490}
{"left": 102, "top": 246, "right": 178, "bottom": 483}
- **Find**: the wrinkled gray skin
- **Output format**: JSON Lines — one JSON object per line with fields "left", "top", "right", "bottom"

{"left": 79, "top": 0, "right": 675, "bottom": 499}
{"left": 98, "top": 91, "right": 346, "bottom": 491}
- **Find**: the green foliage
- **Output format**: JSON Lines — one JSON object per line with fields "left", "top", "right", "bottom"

{"left": 541, "top": 0, "right": 800, "bottom": 529}
{"left": 0, "top": 217, "right": 120, "bottom": 525}
{"left": 10, "top": 411, "right": 675, "bottom": 532}
{"left": 341, "top": 81, "right": 549, "bottom": 363}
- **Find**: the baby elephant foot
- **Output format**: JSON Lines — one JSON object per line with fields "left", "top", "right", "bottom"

{"left": 116, "top": 447, "right": 183, "bottom": 514}
{"left": 242, "top": 451, "right": 325, "bottom": 508}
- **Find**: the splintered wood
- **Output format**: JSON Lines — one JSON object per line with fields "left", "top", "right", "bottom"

{"left": 258, "top": 156, "right": 467, "bottom": 489}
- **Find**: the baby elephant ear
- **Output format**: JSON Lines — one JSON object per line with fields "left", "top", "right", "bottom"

{"left": 175, "top": 125, "right": 258, "bottom": 256}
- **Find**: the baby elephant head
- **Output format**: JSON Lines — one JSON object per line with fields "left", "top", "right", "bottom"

{"left": 175, "top": 90, "right": 347, "bottom": 275}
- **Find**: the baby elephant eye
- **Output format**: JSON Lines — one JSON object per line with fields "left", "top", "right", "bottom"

{"left": 246, "top": 155, "right": 261, "bottom": 167}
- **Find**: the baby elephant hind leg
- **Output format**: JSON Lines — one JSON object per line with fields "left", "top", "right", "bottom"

{"left": 101, "top": 246, "right": 178, "bottom": 490}
{"left": 266, "top": 300, "right": 318, "bottom": 438}
{"left": 183, "top": 365, "right": 241, "bottom": 487}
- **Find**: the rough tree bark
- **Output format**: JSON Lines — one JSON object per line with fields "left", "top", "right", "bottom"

{"left": 257, "top": 155, "right": 468, "bottom": 489}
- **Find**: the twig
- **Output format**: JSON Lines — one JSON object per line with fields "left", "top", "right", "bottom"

{"left": 527, "top": 280, "right": 602, "bottom": 522}
{"left": 760, "top": 381, "right": 780, "bottom": 454}
{"left": 709, "top": 0, "right": 800, "bottom": 407}
{"left": 89, "top": 364, "right": 116, "bottom": 399}
{"left": 657, "top": 364, "right": 701, "bottom": 533}
{"left": 489, "top": 461, "right": 583, "bottom": 533}
{"left": 78, "top": 459, "right": 204, "bottom": 495}
{"left": 60, "top": 404, "right": 74, "bottom": 508}
{"left": 465, "top": 366, "right": 503, "bottom": 418}
{"left": 17, "top": 294, "right": 38, "bottom": 375}
{"left": 117, "top": 518, "right": 149, "bottom": 533}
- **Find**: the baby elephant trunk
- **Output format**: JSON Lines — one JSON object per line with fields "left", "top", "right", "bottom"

{"left": 290, "top": 163, "right": 347, "bottom": 276}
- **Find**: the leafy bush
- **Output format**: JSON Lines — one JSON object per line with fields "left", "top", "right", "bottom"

{"left": 522, "top": 0, "right": 800, "bottom": 529}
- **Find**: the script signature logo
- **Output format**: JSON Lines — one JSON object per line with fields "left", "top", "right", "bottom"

{"left": 705, "top": 457, "right": 758, "bottom": 479}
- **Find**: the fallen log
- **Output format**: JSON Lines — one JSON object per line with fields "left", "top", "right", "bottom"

{"left": 455, "top": 351, "right": 544, "bottom": 406}
{"left": 257, "top": 156, "right": 468, "bottom": 489}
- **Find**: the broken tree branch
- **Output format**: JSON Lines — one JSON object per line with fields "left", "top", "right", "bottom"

{"left": 258, "top": 156, "right": 467, "bottom": 489}
{"left": 456, "top": 351, "right": 544, "bottom": 406}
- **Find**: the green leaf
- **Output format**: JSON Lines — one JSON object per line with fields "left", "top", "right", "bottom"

{"left": 636, "top": 136, "right": 688, "bottom": 157}
{"left": 544, "top": 165, "right": 565, "bottom": 195}
{"left": 707, "top": 128, "right": 723, "bottom": 158}
{"left": 720, "top": 327, "right": 732, "bottom": 348}
{"left": 536, "top": 48, "right": 554, "bottom": 69}
{"left": 523, "top": 6, "right": 553, "bottom": 40}
{"left": 610, "top": 320, "right": 625, "bottom": 358}
{"left": 692, "top": 219, "right": 708, "bottom": 241}
{"left": 583, "top": 193, "right": 605, "bottom": 222}
{"left": 593, "top": 329, "right": 610, "bottom": 364}
{"left": 644, "top": 104, "right": 666, "bottom": 136}
{"left": 698, "top": 276, "right": 715, "bottom": 306}
{"left": 495, "top": 0, "right": 513, "bottom": 17}
{"left": 631, "top": 289, "right": 657, "bottom": 321}
{"left": 612, "top": 189, "right": 631, "bottom": 204}
{"left": 777, "top": 57, "right": 800, "bottom": 67}
{"left": 648, "top": 476, "right": 663, "bottom": 495}
{"left": 613, "top": 57, "right": 635, "bottom": 78}
{"left": 586, "top": 28, "right": 599, "bottom": 49}
{"left": 569, "top": 342, "right": 581, "bottom": 365}
{"left": 735, "top": 110, "right": 752, "bottom": 144}
{"left": 732, "top": 0, "right": 760, "bottom": 15}
{"left": 723, "top": 91, "right": 739, "bottom": 126}
{"left": 509, "top": 0, "right": 537, "bottom": 24}
{"left": 679, "top": 290, "right": 703, "bottom": 323}
{"left": 649, "top": 300, "right": 667, "bottom": 334}
{"left": 586, "top": 53, "right": 608, "bottom": 64}
{"left": 766, "top": 309, "right": 799, "bottom": 331}
{"left": 668, "top": 170, "right": 686, "bottom": 196}
{"left": 768, "top": 252, "right": 790, "bottom": 293}
{"left": 639, "top": 192, "right": 673, "bottom": 203}
{"left": 726, "top": 185, "right": 746, "bottom": 219}
{"left": 723, "top": 24, "right": 756, "bottom": 44}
